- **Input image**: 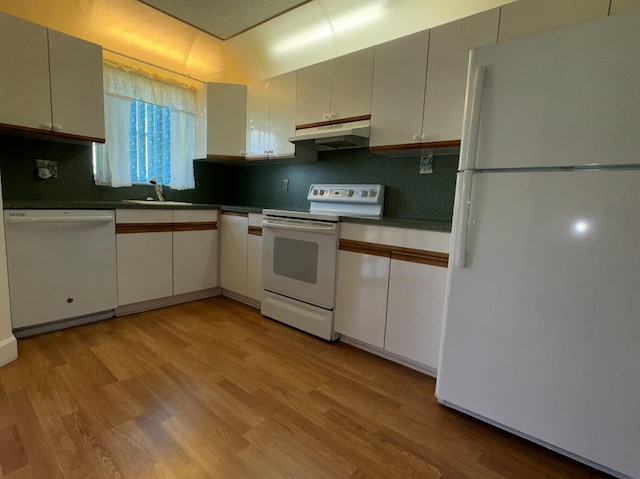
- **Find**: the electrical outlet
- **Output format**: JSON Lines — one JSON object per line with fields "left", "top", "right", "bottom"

{"left": 283, "top": 178, "right": 289, "bottom": 191}
{"left": 419, "top": 153, "right": 434, "bottom": 174}
{"left": 35, "top": 159, "right": 57, "bottom": 180}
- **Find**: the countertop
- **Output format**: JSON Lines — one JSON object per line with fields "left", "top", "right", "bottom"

{"left": 3, "top": 200, "right": 451, "bottom": 232}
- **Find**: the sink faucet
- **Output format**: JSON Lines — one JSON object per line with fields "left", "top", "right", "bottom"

{"left": 149, "top": 178, "right": 164, "bottom": 202}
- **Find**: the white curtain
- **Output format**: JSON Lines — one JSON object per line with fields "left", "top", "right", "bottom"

{"left": 95, "top": 65, "right": 196, "bottom": 190}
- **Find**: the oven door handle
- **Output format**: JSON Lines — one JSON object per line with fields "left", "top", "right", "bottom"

{"left": 262, "top": 218, "right": 338, "bottom": 233}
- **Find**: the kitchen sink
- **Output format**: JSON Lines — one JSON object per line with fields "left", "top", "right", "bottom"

{"left": 121, "top": 200, "right": 192, "bottom": 206}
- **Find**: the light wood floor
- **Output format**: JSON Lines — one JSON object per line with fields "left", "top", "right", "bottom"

{"left": 0, "top": 296, "right": 614, "bottom": 479}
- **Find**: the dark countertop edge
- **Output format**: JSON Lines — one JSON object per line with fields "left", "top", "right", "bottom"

{"left": 218, "top": 205, "right": 265, "bottom": 214}
{"left": 3, "top": 200, "right": 220, "bottom": 210}
{"left": 339, "top": 216, "right": 452, "bottom": 233}
{"left": 2, "top": 202, "right": 451, "bottom": 232}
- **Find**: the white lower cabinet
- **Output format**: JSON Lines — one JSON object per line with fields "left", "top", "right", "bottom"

{"left": 172, "top": 210, "right": 219, "bottom": 296}
{"left": 220, "top": 212, "right": 264, "bottom": 304}
{"left": 220, "top": 212, "right": 248, "bottom": 296}
{"left": 246, "top": 214, "right": 263, "bottom": 302}
{"left": 116, "top": 210, "right": 173, "bottom": 306}
{"left": 385, "top": 259, "right": 448, "bottom": 369}
{"left": 334, "top": 251, "right": 389, "bottom": 348}
{"left": 116, "top": 209, "right": 219, "bottom": 308}
{"left": 334, "top": 223, "right": 450, "bottom": 375}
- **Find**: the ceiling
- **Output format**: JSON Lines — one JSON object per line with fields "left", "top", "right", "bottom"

{"left": 138, "top": 0, "right": 312, "bottom": 39}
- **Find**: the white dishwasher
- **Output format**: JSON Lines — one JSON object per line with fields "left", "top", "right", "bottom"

{"left": 3, "top": 210, "right": 118, "bottom": 337}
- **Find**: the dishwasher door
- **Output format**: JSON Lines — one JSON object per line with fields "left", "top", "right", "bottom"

{"left": 3, "top": 210, "right": 117, "bottom": 331}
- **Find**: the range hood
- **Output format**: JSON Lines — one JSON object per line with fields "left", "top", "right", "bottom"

{"left": 288, "top": 119, "right": 370, "bottom": 151}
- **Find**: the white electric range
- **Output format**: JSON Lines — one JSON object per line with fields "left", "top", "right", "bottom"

{"left": 261, "top": 184, "right": 384, "bottom": 340}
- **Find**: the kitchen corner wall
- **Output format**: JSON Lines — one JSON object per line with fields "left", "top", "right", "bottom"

{"left": 0, "top": 135, "right": 456, "bottom": 222}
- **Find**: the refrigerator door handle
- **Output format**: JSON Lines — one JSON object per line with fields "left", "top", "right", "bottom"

{"left": 459, "top": 65, "right": 486, "bottom": 171}
{"left": 454, "top": 170, "right": 474, "bottom": 269}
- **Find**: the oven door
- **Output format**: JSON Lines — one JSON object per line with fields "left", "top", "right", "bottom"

{"left": 262, "top": 217, "right": 339, "bottom": 310}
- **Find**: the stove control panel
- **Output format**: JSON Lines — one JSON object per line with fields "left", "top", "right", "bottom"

{"left": 308, "top": 184, "right": 383, "bottom": 204}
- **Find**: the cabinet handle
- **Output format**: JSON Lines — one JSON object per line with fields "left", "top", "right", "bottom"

{"left": 412, "top": 134, "right": 421, "bottom": 141}
{"left": 53, "top": 124, "right": 63, "bottom": 131}
{"left": 323, "top": 113, "right": 330, "bottom": 120}
{"left": 421, "top": 134, "right": 428, "bottom": 141}
{"left": 39, "top": 122, "right": 53, "bottom": 130}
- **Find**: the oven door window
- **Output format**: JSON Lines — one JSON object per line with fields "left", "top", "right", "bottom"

{"left": 273, "top": 237, "right": 318, "bottom": 284}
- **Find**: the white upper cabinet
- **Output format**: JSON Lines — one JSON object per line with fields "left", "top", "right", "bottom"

{"left": 422, "top": 9, "right": 499, "bottom": 143}
{"left": 48, "top": 30, "right": 105, "bottom": 142}
{"left": 329, "top": 48, "right": 374, "bottom": 121}
{"left": 370, "top": 10, "right": 499, "bottom": 148}
{"left": 498, "top": 0, "right": 609, "bottom": 43}
{"left": 296, "top": 61, "right": 332, "bottom": 126}
{"left": 206, "top": 83, "right": 247, "bottom": 158}
{"left": 370, "top": 31, "right": 429, "bottom": 147}
{"left": 0, "top": 12, "right": 105, "bottom": 142}
{"left": 296, "top": 48, "right": 374, "bottom": 126}
{"left": 246, "top": 72, "right": 296, "bottom": 159}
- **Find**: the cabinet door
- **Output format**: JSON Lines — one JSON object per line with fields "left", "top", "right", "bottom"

{"left": 385, "top": 259, "right": 447, "bottom": 370}
{"left": 246, "top": 79, "right": 270, "bottom": 158}
{"left": 246, "top": 232, "right": 263, "bottom": 302}
{"left": 116, "top": 210, "right": 173, "bottom": 306}
{"left": 220, "top": 212, "right": 248, "bottom": 295}
{"left": 334, "top": 250, "right": 389, "bottom": 348}
{"left": 330, "top": 48, "right": 374, "bottom": 120}
{"left": 0, "top": 12, "right": 51, "bottom": 132}
{"left": 207, "top": 83, "right": 247, "bottom": 158}
{"left": 422, "top": 9, "right": 499, "bottom": 143}
{"left": 498, "top": 0, "right": 609, "bottom": 42}
{"left": 370, "top": 31, "right": 429, "bottom": 147}
{"left": 268, "top": 72, "right": 297, "bottom": 157}
{"left": 173, "top": 210, "right": 219, "bottom": 295}
{"left": 296, "top": 61, "right": 332, "bottom": 126}
{"left": 48, "top": 30, "right": 105, "bottom": 141}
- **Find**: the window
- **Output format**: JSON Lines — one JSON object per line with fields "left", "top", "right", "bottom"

{"left": 129, "top": 100, "right": 171, "bottom": 185}
{"left": 94, "top": 64, "right": 196, "bottom": 190}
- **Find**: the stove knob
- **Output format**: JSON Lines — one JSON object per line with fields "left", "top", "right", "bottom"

{"left": 369, "top": 190, "right": 377, "bottom": 198}
{"left": 319, "top": 189, "right": 325, "bottom": 196}
{"left": 347, "top": 190, "right": 354, "bottom": 197}
{"left": 312, "top": 189, "right": 318, "bottom": 195}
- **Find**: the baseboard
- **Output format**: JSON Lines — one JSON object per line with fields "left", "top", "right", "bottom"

{"left": 338, "top": 335, "right": 437, "bottom": 378}
{"left": 115, "top": 287, "right": 221, "bottom": 316}
{"left": 0, "top": 334, "right": 18, "bottom": 367}
{"left": 220, "top": 289, "right": 261, "bottom": 310}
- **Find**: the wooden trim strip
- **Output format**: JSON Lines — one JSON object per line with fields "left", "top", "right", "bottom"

{"left": 339, "top": 239, "right": 391, "bottom": 258}
{"left": 221, "top": 211, "right": 249, "bottom": 218}
{"left": 117, "top": 222, "right": 218, "bottom": 234}
{"left": 296, "top": 114, "right": 371, "bottom": 131}
{"left": 369, "top": 139, "right": 461, "bottom": 153}
{"left": 0, "top": 123, "right": 106, "bottom": 144}
{"left": 116, "top": 223, "right": 174, "bottom": 234}
{"left": 248, "top": 226, "right": 262, "bottom": 236}
{"left": 339, "top": 239, "right": 449, "bottom": 268}
{"left": 390, "top": 251, "right": 448, "bottom": 268}
{"left": 173, "top": 222, "right": 218, "bottom": 232}
{"left": 206, "top": 154, "right": 246, "bottom": 161}
{"left": 53, "top": 131, "right": 106, "bottom": 144}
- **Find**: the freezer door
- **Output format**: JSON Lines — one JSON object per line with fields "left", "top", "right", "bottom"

{"left": 460, "top": 9, "right": 640, "bottom": 170}
{"left": 437, "top": 170, "right": 640, "bottom": 478}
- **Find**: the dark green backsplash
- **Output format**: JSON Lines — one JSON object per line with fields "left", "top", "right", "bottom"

{"left": 232, "top": 149, "right": 457, "bottom": 221}
{"left": 0, "top": 135, "right": 456, "bottom": 221}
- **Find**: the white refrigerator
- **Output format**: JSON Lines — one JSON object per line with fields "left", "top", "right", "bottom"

{"left": 436, "top": 9, "right": 640, "bottom": 479}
